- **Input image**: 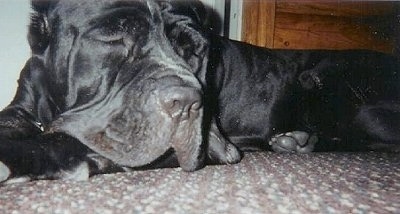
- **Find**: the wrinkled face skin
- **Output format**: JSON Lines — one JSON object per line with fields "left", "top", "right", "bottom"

{"left": 38, "top": 0, "right": 209, "bottom": 171}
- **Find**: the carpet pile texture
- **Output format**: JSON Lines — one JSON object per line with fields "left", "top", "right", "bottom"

{"left": 1, "top": 152, "right": 399, "bottom": 213}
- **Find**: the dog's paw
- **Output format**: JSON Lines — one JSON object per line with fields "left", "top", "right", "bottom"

{"left": 269, "top": 131, "right": 317, "bottom": 153}
{"left": 0, "top": 161, "right": 34, "bottom": 185}
{"left": 58, "top": 161, "right": 90, "bottom": 181}
{"left": 0, "top": 161, "right": 11, "bottom": 183}
{"left": 208, "top": 139, "right": 242, "bottom": 165}
{"left": 207, "top": 123, "right": 242, "bottom": 165}
{"left": 222, "top": 142, "right": 242, "bottom": 164}
{"left": 0, "top": 160, "right": 89, "bottom": 184}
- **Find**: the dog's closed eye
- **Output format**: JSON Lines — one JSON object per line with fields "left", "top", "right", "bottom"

{"left": 87, "top": 29, "right": 126, "bottom": 46}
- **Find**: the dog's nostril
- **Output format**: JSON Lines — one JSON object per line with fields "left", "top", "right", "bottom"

{"left": 160, "top": 87, "right": 202, "bottom": 119}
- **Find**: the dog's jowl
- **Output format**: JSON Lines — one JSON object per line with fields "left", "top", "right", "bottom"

{"left": 0, "top": 0, "right": 399, "bottom": 183}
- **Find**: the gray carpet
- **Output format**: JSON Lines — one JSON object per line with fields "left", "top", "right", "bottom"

{"left": 1, "top": 152, "right": 399, "bottom": 214}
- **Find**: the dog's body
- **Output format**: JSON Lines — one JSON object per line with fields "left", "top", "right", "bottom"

{"left": 0, "top": 0, "right": 399, "bottom": 183}
{"left": 210, "top": 38, "right": 400, "bottom": 152}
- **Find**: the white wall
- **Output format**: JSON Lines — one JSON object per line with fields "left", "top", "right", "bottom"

{"left": 228, "top": 0, "right": 243, "bottom": 41}
{"left": 0, "top": 0, "right": 31, "bottom": 109}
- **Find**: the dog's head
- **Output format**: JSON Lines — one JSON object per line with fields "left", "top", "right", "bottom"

{"left": 30, "top": 0, "right": 210, "bottom": 171}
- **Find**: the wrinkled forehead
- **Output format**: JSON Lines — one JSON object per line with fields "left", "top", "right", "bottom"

{"left": 48, "top": 0, "right": 154, "bottom": 27}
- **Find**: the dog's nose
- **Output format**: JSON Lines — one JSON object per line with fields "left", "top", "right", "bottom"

{"left": 160, "top": 87, "right": 202, "bottom": 120}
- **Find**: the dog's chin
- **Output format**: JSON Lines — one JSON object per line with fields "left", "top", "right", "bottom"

{"left": 48, "top": 108, "right": 205, "bottom": 170}
{"left": 86, "top": 113, "right": 204, "bottom": 170}
{"left": 84, "top": 127, "right": 172, "bottom": 168}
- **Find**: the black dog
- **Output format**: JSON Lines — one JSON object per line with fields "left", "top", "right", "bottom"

{"left": 0, "top": 0, "right": 399, "bottom": 183}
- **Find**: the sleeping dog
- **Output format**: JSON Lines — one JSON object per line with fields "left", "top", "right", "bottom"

{"left": 0, "top": 0, "right": 399, "bottom": 183}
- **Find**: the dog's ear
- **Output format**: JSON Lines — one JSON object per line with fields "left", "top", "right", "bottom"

{"left": 29, "top": 0, "right": 53, "bottom": 54}
{"left": 158, "top": 0, "right": 209, "bottom": 78}
{"left": 158, "top": 0, "right": 208, "bottom": 27}
{"left": 184, "top": 1, "right": 208, "bottom": 27}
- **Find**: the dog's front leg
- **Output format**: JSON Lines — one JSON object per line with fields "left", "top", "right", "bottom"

{"left": 0, "top": 58, "right": 122, "bottom": 183}
{"left": 0, "top": 132, "right": 87, "bottom": 183}
{"left": 0, "top": 131, "right": 124, "bottom": 184}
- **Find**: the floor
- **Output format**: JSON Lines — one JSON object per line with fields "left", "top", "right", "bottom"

{"left": 1, "top": 152, "right": 399, "bottom": 214}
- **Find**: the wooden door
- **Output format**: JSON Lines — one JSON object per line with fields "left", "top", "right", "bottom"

{"left": 241, "top": 0, "right": 398, "bottom": 53}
